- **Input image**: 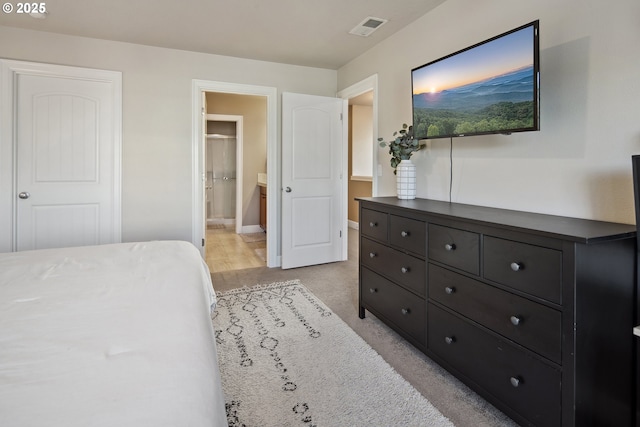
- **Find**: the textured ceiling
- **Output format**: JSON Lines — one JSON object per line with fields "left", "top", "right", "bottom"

{"left": 0, "top": 0, "right": 446, "bottom": 69}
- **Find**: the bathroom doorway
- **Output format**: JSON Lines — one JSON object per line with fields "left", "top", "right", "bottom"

{"left": 204, "top": 93, "right": 268, "bottom": 272}
{"left": 205, "top": 116, "right": 242, "bottom": 232}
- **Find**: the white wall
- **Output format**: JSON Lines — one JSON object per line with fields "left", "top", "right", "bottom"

{"left": 338, "top": 0, "right": 640, "bottom": 224}
{"left": 0, "top": 25, "right": 337, "bottom": 244}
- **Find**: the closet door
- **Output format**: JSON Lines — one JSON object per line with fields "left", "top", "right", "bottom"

{"left": 0, "top": 60, "right": 122, "bottom": 251}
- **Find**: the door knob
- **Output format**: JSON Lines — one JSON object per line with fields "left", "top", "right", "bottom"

{"left": 285, "top": 187, "right": 292, "bottom": 193}
{"left": 18, "top": 191, "right": 30, "bottom": 199}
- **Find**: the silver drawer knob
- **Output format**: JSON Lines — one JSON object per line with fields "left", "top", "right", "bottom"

{"left": 444, "top": 336, "right": 455, "bottom": 345}
{"left": 401, "top": 267, "right": 409, "bottom": 274}
{"left": 369, "top": 221, "right": 377, "bottom": 227}
{"left": 401, "top": 231, "right": 409, "bottom": 237}
{"left": 510, "top": 376, "right": 522, "bottom": 388}
{"left": 510, "top": 262, "right": 524, "bottom": 272}
{"left": 510, "top": 315, "right": 522, "bottom": 326}
{"left": 445, "top": 286, "right": 456, "bottom": 294}
{"left": 401, "top": 308, "right": 410, "bottom": 315}
{"left": 444, "top": 243, "right": 456, "bottom": 251}
{"left": 369, "top": 252, "right": 376, "bottom": 258}
{"left": 369, "top": 288, "right": 377, "bottom": 294}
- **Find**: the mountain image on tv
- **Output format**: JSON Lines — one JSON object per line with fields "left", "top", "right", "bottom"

{"left": 413, "top": 65, "right": 535, "bottom": 139}
{"left": 411, "top": 22, "right": 539, "bottom": 139}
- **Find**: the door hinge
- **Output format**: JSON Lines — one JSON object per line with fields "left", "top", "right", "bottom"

{"left": 340, "top": 230, "right": 342, "bottom": 237}
{"left": 340, "top": 113, "right": 343, "bottom": 121}
{"left": 202, "top": 238, "right": 205, "bottom": 247}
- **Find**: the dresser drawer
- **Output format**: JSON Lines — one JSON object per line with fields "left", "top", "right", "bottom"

{"left": 428, "top": 224, "right": 480, "bottom": 275}
{"left": 429, "top": 264, "right": 561, "bottom": 363}
{"left": 361, "top": 238, "right": 425, "bottom": 297}
{"left": 389, "top": 215, "right": 426, "bottom": 256}
{"left": 484, "top": 236, "right": 562, "bottom": 304}
{"left": 361, "top": 268, "right": 425, "bottom": 345}
{"left": 428, "top": 304, "right": 561, "bottom": 427}
{"left": 361, "top": 208, "right": 388, "bottom": 241}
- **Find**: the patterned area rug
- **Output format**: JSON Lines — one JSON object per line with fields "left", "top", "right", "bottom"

{"left": 212, "top": 281, "right": 453, "bottom": 427}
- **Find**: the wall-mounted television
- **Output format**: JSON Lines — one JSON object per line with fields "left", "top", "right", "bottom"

{"left": 411, "top": 20, "right": 540, "bottom": 140}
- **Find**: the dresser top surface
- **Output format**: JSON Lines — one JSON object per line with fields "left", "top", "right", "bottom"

{"left": 357, "top": 197, "right": 636, "bottom": 243}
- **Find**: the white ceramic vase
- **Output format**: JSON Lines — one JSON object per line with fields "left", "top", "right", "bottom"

{"left": 396, "top": 159, "right": 416, "bottom": 200}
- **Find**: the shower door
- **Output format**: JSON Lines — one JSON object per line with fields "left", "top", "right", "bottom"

{"left": 206, "top": 135, "right": 236, "bottom": 225}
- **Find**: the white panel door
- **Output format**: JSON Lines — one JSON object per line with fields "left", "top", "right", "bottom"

{"left": 13, "top": 66, "right": 120, "bottom": 251}
{"left": 281, "top": 92, "right": 347, "bottom": 269}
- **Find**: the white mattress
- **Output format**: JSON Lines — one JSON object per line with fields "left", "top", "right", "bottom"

{"left": 0, "top": 241, "right": 227, "bottom": 427}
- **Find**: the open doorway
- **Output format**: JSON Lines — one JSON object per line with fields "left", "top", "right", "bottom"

{"left": 347, "top": 92, "right": 374, "bottom": 228}
{"left": 204, "top": 94, "right": 266, "bottom": 273}
{"left": 338, "top": 75, "right": 378, "bottom": 230}
{"left": 192, "top": 80, "right": 278, "bottom": 270}
{"left": 205, "top": 115, "right": 242, "bottom": 231}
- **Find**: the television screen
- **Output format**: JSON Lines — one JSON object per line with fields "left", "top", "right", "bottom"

{"left": 411, "top": 20, "right": 539, "bottom": 140}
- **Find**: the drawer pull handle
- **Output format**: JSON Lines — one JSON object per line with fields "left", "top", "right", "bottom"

{"left": 444, "top": 336, "right": 456, "bottom": 345}
{"left": 510, "top": 315, "right": 522, "bottom": 326}
{"left": 445, "top": 286, "right": 456, "bottom": 294}
{"left": 369, "top": 221, "right": 377, "bottom": 227}
{"left": 510, "top": 376, "right": 522, "bottom": 388}
{"left": 369, "top": 252, "right": 376, "bottom": 258}
{"left": 401, "top": 230, "right": 409, "bottom": 237}
{"left": 401, "top": 267, "right": 410, "bottom": 274}
{"left": 369, "top": 288, "right": 378, "bottom": 294}
{"left": 510, "top": 262, "right": 524, "bottom": 272}
{"left": 401, "top": 308, "right": 410, "bottom": 315}
{"left": 444, "top": 243, "right": 456, "bottom": 251}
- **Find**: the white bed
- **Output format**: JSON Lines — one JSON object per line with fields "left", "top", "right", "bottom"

{"left": 0, "top": 241, "right": 227, "bottom": 427}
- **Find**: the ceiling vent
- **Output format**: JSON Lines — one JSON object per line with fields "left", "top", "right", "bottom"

{"left": 349, "top": 17, "right": 388, "bottom": 37}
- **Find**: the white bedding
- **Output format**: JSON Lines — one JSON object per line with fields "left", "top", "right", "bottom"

{"left": 0, "top": 241, "right": 227, "bottom": 427}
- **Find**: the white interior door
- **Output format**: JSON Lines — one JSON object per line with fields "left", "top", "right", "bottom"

{"left": 2, "top": 61, "right": 122, "bottom": 251}
{"left": 281, "top": 92, "right": 347, "bottom": 269}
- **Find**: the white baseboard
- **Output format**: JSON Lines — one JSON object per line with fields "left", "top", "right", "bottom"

{"left": 348, "top": 220, "right": 359, "bottom": 230}
{"left": 241, "top": 224, "right": 264, "bottom": 234}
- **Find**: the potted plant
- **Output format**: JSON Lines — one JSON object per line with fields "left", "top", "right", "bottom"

{"left": 378, "top": 124, "right": 424, "bottom": 173}
{"left": 378, "top": 124, "right": 424, "bottom": 199}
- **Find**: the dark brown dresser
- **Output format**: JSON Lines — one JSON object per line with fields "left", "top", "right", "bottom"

{"left": 358, "top": 197, "right": 637, "bottom": 427}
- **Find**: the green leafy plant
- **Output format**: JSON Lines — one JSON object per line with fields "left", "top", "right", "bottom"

{"left": 378, "top": 123, "right": 424, "bottom": 174}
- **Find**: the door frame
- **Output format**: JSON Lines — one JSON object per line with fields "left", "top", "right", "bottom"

{"left": 192, "top": 80, "right": 278, "bottom": 267}
{"left": 0, "top": 59, "right": 122, "bottom": 253}
{"left": 337, "top": 74, "right": 379, "bottom": 197}
{"left": 205, "top": 114, "right": 244, "bottom": 234}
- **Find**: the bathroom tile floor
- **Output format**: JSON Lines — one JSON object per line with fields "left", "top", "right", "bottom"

{"left": 205, "top": 225, "right": 266, "bottom": 273}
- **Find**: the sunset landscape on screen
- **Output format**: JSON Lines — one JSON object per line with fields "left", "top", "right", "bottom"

{"left": 411, "top": 24, "right": 537, "bottom": 139}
